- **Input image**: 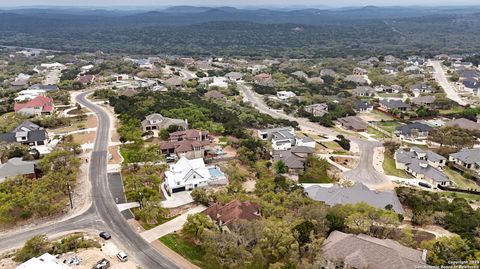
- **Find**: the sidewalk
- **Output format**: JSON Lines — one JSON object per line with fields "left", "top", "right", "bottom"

{"left": 140, "top": 205, "right": 206, "bottom": 243}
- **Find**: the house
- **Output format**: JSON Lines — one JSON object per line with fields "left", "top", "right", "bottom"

{"left": 200, "top": 76, "right": 228, "bottom": 88}
{"left": 461, "top": 79, "right": 480, "bottom": 96}
{"left": 258, "top": 126, "right": 294, "bottom": 140}
{"left": 118, "top": 88, "right": 139, "bottom": 97}
{"left": 445, "top": 118, "right": 480, "bottom": 131}
{"left": 304, "top": 103, "right": 328, "bottom": 117}
{"left": 164, "top": 157, "right": 227, "bottom": 194}
{"left": 164, "top": 77, "right": 183, "bottom": 88}
{"left": 11, "top": 73, "right": 30, "bottom": 89}
{"left": 76, "top": 74, "right": 95, "bottom": 85}
{"left": 384, "top": 55, "right": 400, "bottom": 65}
{"left": 407, "top": 56, "right": 426, "bottom": 66}
{"left": 307, "top": 76, "right": 324, "bottom": 84}
{"left": 305, "top": 182, "right": 404, "bottom": 214}
{"left": 169, "top": 129, "right": 209, "bottom": 142}
{"left": 395, "top": 148, "right": 450, "bottom": 187}
{"left": 276, "top": 91, "right": 296, "bottom": 100}
{"left": 254, "top": 73, "right": 275, "bottom": 87}
{"left": 14, "top": 96, "right": 54, "bottom": 116}
{"left": 449, "top": 148, "right": 480, "bottom": 173}
{"left": 291, "top": 71, "right": 308, "bottom": 79}
{"left": 0, "top": 157, "right": 37, "bottom": 183}
{"left": 411, "top": 95, "right": 436, "bottom": 107}
{"left": 203, "top": 200, "right": 261, "bottom": 231}
{"left": 337, "top": 116, "right": 368, "bottom": 132}
{"left": 353, "top": 67, "right": 367, "bottom": 75}
{"left": 196, "top": 60, "right": 213, "bottom": 71}
{"left": 376, "top": 85, "right": 403, "bottom": 93}
{"left": 204, "top": 90, "right": 226, "bottom": 99}
{"left": 15, "top": 89, "right": 47, "bottom": 102}
{"left": 352, "top": 86, "right": 375, "bottom": 97}
{"left": 320, "top": 68, "right": 336, "bottom": 77}
{"left": 411, "top": 83, "right": 433, "bottom": 96}
{"left": 0, "top": 121, "right": 49, "bottom": 146}
{"left": 395, "top": 122, "right": 432, "bottom": 140}
{"left": 141, "top": 113, "right": 188, "bottom": 132}
{"left": 379, "top": 99, "right": 410, "bottom": 112}
{"left": 403, "top": 65, "right": 421, "bottom": 74}
{"left": 272, "top": 146, "right": 314, "bottom": 174}
{"left": 16, "top": 253, "right": 68, "bottom": 269}
{"left": 322, "top": 231, "right": 427, "bottom": 269}
{"left": 355, "top": 100, "right": 373, "bottom": 113}
{"left": 225, "top": 72, "right": 243, "bottom": 81}
{"left": 344, "top": 75, "right": 369, "bottom": 85}
{"left": 28, "top": 84, "right": 59, "bottom": 92}
{"left": 382, "top": 66, "right": 398, "bottom": 74}
{"left": 161, "top": 129, "right": 211, "bottom": 159}
{"left": 270, "top": 127, "right": 297, "bottom": 150}
{"left": 247, "top": 64, "right": 267, "bottom": 74}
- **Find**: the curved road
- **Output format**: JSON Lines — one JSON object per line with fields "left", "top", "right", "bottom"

{"left": 238, "top": 83, "right": 389, "bottom": 186}
{"left": 0, "top": 91, "right": 180, "bottom": 269}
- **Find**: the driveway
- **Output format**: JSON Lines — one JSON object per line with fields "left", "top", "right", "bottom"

{"left": 140, "top": 205, "right": 206, "bottom": 242}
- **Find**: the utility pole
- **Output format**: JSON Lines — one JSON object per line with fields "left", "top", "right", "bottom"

{"left": 67, "top": 184, "right": 73, "bottom": 209}
{"left": 138, "top": 192, "right": 143, "bottom": 209}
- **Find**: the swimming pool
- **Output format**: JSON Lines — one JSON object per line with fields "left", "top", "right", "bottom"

{"left": 208, "top": 167, "right": 224, "bottom": 178}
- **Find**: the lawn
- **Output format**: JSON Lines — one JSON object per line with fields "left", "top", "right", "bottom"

{"left": 370, "top": 110, "right": 396, "bottom": 121}
{"left": 383, "top": 152, "right": 413, "bottom": 178}
{"left": 319, "top": 141, "right": 347, "bottom": 155}
{"left": 445, "top": 167, "right": 480, "bottom": 190}
{"left": 439, "top": 106, "right": 464, "bottom": 115}
{"left": 376, "top": 121, "right": 403, "bottom": 133}
{"left": 367, "top": 126, "right": 385, "bottom": 139}
{"left": 159, "top": 233, "right": 209, "bottom": 268}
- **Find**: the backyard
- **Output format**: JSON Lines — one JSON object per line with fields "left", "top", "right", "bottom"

{"left": 383, "top": 152, "right": 413, "bottom": 178}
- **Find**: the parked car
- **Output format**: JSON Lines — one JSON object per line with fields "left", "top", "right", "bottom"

{"left": 116, "top": 251, "right": 128, "bottom": 262}
{"left": 418, "top": 182, "right": 432, "bottom": 189}
{"left": 92, "top": 258, "right": 110, "bottom": 269}
{"left": 99, "top": 232, "right": 111, "bottom": 240}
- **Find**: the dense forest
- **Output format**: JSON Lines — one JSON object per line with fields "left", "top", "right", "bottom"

{"left": 1, "top": 7, "right": 480, "bottom": 58}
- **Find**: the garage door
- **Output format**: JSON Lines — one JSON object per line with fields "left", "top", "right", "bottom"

{"left": 172, "top": 186, "right": 186, "bottom": 193}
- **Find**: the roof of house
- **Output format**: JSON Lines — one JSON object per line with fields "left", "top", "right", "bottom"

{"left": 450, "top": 148, "right": 480, "bottom": 165}
{"left": 161, "top": 139, "right": 209, "bottom": 153}
{"left": 225, "top": 72, "right": 243, "bottom": 80}
{"left": 164, "top": 76, "right": 183, "bottom": 86}
{"left": 14, "top": 96, "right": 53, "bottom": 112}
{"left": 170, "top": 129, "right": 208, "bottom": 140}
{"left": 76, "top": 74, "right": 95, "bottom": 84}
{"left": 344, "top": 75, "right": 368, "bottom": 84}
{"left": 320, "top": 68, "right": 336, "bottom": 76}
{"left": 118, "top": 88, "right": 139, "bottom": 97}
{"left": 445, "top": 118, "right": 480, "bottom": 131}
{"left": 164, "top": 157, "right": 210, "bottom": 186}
{"left": 0, "top": 121, "right": 48, "bottom": 143}
{"left": 355, "top": 100, "right": 373, "bottom": 110}
{"left": 462, "top": 79, "right": 480, "bottom": 89}
{"left": 395, "top": 122, "right": 432, "bottom": 136}
{"left": 141, "top": 113, "right": 187, "bottom": 129}
{"left": 395, "top": 149, "right": 449, "bottom": 183}
{"left": 272, "top": 146, "right": 314, "bottom": 169}
{"left": 411, "top": 96, "right": 436, "bottom": 106}
{"left": 203, "top": 200, "right": 261, "bottom": 229}
{"left": 305, "top": 183, "right": 404, "bottom": 214}
{"left": 322, "top": 231, "right": 426, "bottom": 269}
{"left": 205, "top": 90, "right": 225, "bottom": 99}
{"left": 380, "top": 99, "right": 410, "bottom": 109}
{"left": 352, "top": 86, "right": 375, "bottom": 95}
{"left": 29, "top": 84, "right": 59, "bottom": 91}
{"left": 337, "top": 116, "right": 367, "bottom": 130}
{"left": 291, "top": 71, "right": 308, "bottom": 78}
{"left": 0, "top": 157, "right": 35, "bottom": 181}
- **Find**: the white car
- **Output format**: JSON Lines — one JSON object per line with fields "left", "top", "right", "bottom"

{"left": 116, "top": 251, "right": 128, "bottom": 262}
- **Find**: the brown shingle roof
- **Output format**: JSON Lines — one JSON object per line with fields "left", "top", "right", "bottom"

{"left": 203, "top": 200, "right": 261, "bottom": 229}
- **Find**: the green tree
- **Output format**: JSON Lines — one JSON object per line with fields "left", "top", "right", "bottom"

{"left": 191, "top": 188, "right": 210, "bottom": 206}
{"left": 274, "top": 160, "right": 288, "bottom": 174}
{"left": 421, "top": 236, "right": 480, "bottom": 266}
{"left": 183, "top": 213, "right": 214, "bottom": 239}
{"left": 14, "top": 235, "right": 51, "bottom": 262}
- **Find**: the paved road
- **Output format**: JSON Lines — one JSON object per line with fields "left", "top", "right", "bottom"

{"left": 429, "top": 60, "right": 467, "bottom": 106}
{"left": 0, "top": 91, "right": 181, "bottom": 269}
{"left": 239, "top": 83, "right": 389, "bottom": 187}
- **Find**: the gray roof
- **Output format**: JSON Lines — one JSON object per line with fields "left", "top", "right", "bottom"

{"left": 305, "top": 183, "right": 404, "bottom": 214}
{"left": 380, "top": 99, "right": 410, "bottom": 109}
{"left": 352, "top": 86, "right": 375, "bottom": 95}
{"left": 0, "top": 121, "right": 47, "bottom": 143}
{"left": 225, "top": 72, "right": 243, "bottom": 80}
{"left": 337, "top": 116, "right": 367, "bottom": 131}
{"left": 322, "top": 231, "right": 426, "bottom": 269}
{"left": 272, "top": 146, "right": 313, "bottom": 169}
{"left": 355, "top": 100, "right": 373, "bottom": 110}
{"left": 411, "top": 96, "right": 435, "bottom": 106}
{"left": 395, "top": 122, "right": 431, "bottom": 136}
{"left": 395, "top": 149, "right": 449, "bottom": 183}
{"left": 0, "top": 158, "right": 35, "bottom": 182}
{"left": 291, "top": 71, "right": 308, "bottom": 78}
{"left": 29, "top": 84, "right": 59, "bottom": 92}
{"left": 445, "top": 118, "right": 480, "bottom": 131}
{"left": 450, "top": 148, "right": 480, "bottom": 166}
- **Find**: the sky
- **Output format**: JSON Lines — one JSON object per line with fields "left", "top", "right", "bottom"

{"left": 0, "top": 0, "right": 478, "bottom": 8}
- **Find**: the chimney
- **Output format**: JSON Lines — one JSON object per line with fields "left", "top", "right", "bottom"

{"left": 421, "top": 249, "right": 428, "bottom": 263}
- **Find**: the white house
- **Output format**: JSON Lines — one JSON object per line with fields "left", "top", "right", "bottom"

{"left": 276, "top": 91, "right": 296, "bottom": 100}
{"left": 40, "top": 62, "right": 66, "bottom": 70}
{"left": 164, "top": 157, "right": 228, "bottom": 194}
{"left": 258, "top": 126, "right": 316, "bottom": 150}
{"left": 200, "top": 77, "right": 229, "bottom": 88}
{"left": 15, "top": 89, "right": 47, "bottom": 101}
{"left": 16, "top": 253, "right": 68, "bottom": 269}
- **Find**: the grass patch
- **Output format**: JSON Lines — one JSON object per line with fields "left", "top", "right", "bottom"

{"left": 160, "top": 233, "right": 209, "bottom": 268}
{"left": 445, "top": 167, "right": 480, "bottom": 190}
{"left": 376, "top": 121, "right": 402, "bottom": 133}
{"left": 320, "top": 141, "right": 347, "bottom": 154}
{"left": 367, "top": 126, "right": 385, "bottom": 139}
{"left": 383, "top": 152, "right": 413, "bottom": 178}
{"left": 137, "top": 214, "right": 179, "bottom": 230}
{"left": 370, "top": 110, "right": 396, "bottom": 121}
{"left": 439, "top": 106, "right": 464, "bottom": 115}
{"left": 119, "top": 143, "right": 162, "bottom": 164}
